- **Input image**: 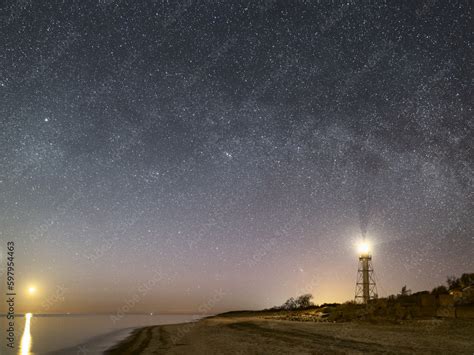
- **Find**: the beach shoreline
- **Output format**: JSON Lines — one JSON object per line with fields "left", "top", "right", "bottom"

{"left": 48, "top": 315, "right": 204, "bottom": 354}
{"left": 49, "top": 327, "right": 138, "bottom": 355}
{"left": 104, "top": 314, "right": 474, "bottom": 354}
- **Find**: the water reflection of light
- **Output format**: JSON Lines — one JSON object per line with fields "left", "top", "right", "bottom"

{"left": 19, "top": 313, "right": 32, "bottom": 355}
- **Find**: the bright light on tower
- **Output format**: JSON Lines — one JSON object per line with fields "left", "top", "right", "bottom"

{"left": 28, "top": 286, "right": 36, "bottom": 295}
{"left": 357, "top": 242, "right": 370, "bottom": 255}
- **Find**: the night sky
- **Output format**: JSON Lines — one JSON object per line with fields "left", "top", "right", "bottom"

{"left": 1, "top": 1, "right": 472, "bottom": 314}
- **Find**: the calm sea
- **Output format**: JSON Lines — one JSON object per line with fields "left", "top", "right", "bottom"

{"left": 0, "top": 313, "right": 198, "bottom": 354}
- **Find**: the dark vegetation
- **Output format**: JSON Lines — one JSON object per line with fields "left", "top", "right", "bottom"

{"left": 217, "top": 273, "right": 474, "bottom": 323}
{"left": 273, "top": 293, "right": 315, "bottom": 310}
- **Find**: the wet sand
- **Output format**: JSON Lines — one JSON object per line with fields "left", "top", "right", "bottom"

{"left": 105, "top": 315, "right": 474, "bottom": 354}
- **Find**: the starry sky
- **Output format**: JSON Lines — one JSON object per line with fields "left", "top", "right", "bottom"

{"left": 0, "top": 1, "right": 472, "bottom": 314}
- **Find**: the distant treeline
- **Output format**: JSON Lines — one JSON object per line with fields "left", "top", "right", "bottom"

{"left": 429, "top": 273, "right": 474, "bottom": 295}
{"left": 392, "top": 273, "right": 474, "bottom": 299}
{"left": 271, "top": 272, "right": 474, "bottom": 311}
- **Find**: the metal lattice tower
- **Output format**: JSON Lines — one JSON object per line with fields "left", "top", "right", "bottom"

{"left": 354, "top": 253, "right": 377, "bottom": 304}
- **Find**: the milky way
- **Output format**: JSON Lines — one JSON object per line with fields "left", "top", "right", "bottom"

{"left": 0, "top": 1, "right": 472, "bottom": 313}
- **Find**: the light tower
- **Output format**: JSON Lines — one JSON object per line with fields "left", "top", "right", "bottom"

{"left": 354, "top": 241, "right": 377, "bottom": 304}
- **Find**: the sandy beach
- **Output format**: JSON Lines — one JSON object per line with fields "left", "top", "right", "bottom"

{"left": 105, "top": 314, "right": 474, "bottom": 354}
